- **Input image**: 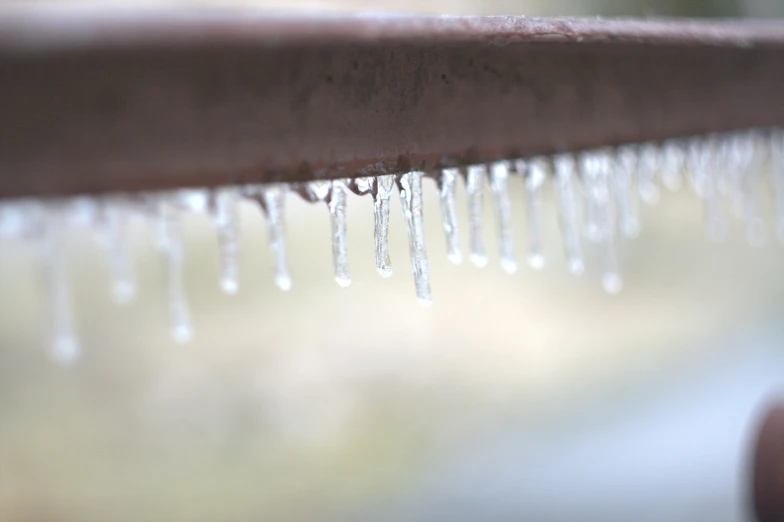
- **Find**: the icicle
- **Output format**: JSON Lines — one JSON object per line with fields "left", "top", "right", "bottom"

{"left": 660, "top": 140, "right": 686, "bottom": 192}
{"left": 438, "top": 168, "right": 462, "bottom": 265}
{"left": 465, "top": 164, "right": 488, "bottom": 267}
{"left": 211, "top": 188, "right": 240, "bottom": 294}
{"left": 552, "top": 154, "right": 585, "bottom": 276}
{"left": 156, "top": 200, "right": 191, "bottom": 343}
{"left": 327, "top": 179, "right": 351, "bottom": 288}
{"left": 488, "top": 161, "right": 517, "bottom": 274}
{"left": 517, "top": 157, "right": 547, "bottom": 270}
{"left": 637, "top": 143, "right": 661, "bottom": 205}
{"left": 688, "top": 138, "right": 728, "bottom": 243}
{"left": 732, "top": 133, "right": 767, "bottom": 246}
{"left": 581, "top": 150, "right": 622, "bottom": 294}
{"left": 42, "top": 206, "right": 80, "bottom": 363}
{"left": 260, "top": 185, "right": 292, "bottom": 290}
{"left": 103, "top": 202, "right": 135, "bottom": 304}
{"left": 398, "top": 171, "right": 432, "bottom": 306}
{"left": 611, "top": 146, "right": 641, "bottom": 238}
{"left": 372, "top": 175, "right": 395, "bottom": 278}
{"left": 771, "top": 130, "right": 784, "bottom": 242}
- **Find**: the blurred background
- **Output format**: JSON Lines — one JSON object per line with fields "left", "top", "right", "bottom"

{"left": 1, "top": 2, "right": 784, "bottom": 522}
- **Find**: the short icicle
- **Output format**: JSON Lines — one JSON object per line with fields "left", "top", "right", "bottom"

{"left": 156, "top": 199, "right": 192, "bottom": 343}
{"left": 660, "top": 140, "right": 686, "bottom": 192}
{"left": 398, "top": 171, "right": 432, "bottom": 306}
{"left": 372, "top": 175, "right": 395, "bottom": 278}
{"left": 210, "top": 187, "right": 240, "bottom": 294}
{"left": 103, "top": 201, "right": 136, "bottom": 304}
{"left": 327, "top": 179, "right": 351, "bottom": 288}
{"left": 637, "top": 143, "right": 661, "bottom": 205}
{"left": 438, "top": 168, "right": 462, "bottom": 265}
{"left": 489, "top": 161, "right": 516, "bottom": 273}
{"left": 465, "top": 164, "right": 488, "bottom": 267}
{"left": 518, "top": 157, "right": 547, "bottom": 270}
{"left": 611, "top": 146, "right": 641, "bottom": 238}
{"left": 553, "top": 154, "right": 585, "bottom": 276}
{"left": 260, "top": 185, "right": 293, "bottom": 290}
{"left": 43, "top": 206, "right": 80, "bottom": 363}
{"left": 771, "top": 130, "right": 784, "bottom": 242}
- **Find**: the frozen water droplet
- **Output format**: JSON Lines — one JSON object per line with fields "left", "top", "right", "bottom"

{"left": 601, "top": 272, "right": 624, "bottom": 295}
{"left": 327, "top": 179, "right": 351, "bottom": 288}
{"left": 660, "top": 140, "right": 686, "bottom": 191}
{"left": 518, "top": 157, "right": 547, "bottom": 270}
{"left": 612, "top": 146, "right": 641, "bottom": 238}
{"left": 465, "top": 164, "right": 488, "bottom": 267}
{"left": 261, "top": 185, "right": 293, "bottom": 291}
{"left": 372, "top": 175, "right": 395, "bottom": 278}
{"left": 211, "top": 188, "right": 240, "bottom": 295}
{"left": 489, "top": 161, "right": 517, "bottom": 274}
{"left": 353, "top": 176, "right": 374, "bottom": 195}
{"left": 156, "top": 199, "right": 192, "bottom": 343}
{"left": 175, "top": 189, "right": 210, "bottom": 212}
{"left": 42, "top": 206, "right": 81, "bottom": 363}
{"left": 553, "top": 153, "right": 584, "bottom": 276}
{"left": 103, "top": 201, "right": 136, "bottom": 304}
{"left": 438, "top": 168, "right": 463, "bottom": 265}
{"left": 398, "top": 171, "right": 432, "bottom": 305}
{"left": 637, "top": 143, "right": 661, "bottom": 205}
{"left": 305, "top": 180, "right": 332, "bottom": 202}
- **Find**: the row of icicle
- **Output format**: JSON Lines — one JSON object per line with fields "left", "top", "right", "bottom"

{"left": 0, "top": 127, "right": 782, "bottom": 363}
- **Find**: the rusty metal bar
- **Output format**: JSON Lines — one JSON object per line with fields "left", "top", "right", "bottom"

{"left": 1, "top": 8, "right": 784, "bottom": 199}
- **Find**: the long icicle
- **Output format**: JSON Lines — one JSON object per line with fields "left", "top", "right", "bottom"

{"left": 43, "top": 206, "right": 80, "bottom": 363}
{"left": 465, "top": 164, "right": 488, "bottom": 267}
{"left": 553, "top": 154, "right": 585, "bottom": 275}
{"left": 398, "top": 171, "right": 432, "bottom": 306}
{"left": 157, "top": 199, "right": 192, "bottom": 343}
{"left": 489, "top": 161, "right": 517, "bottom": 274}
{"left": 327, "top": 179, "right": 351, "bottom": 288}
{"left": 519, "top": 157, "right": 547, "bottom": 270}
{"left": 611, "top": 146, "right": 641, "bottom": 238}
{"left": 373, "top": 175, "right": 395, "bottom": 277}
{"left": 438, "top": 168, "right": 462, "bottom": 265}
{"left": 211, "top": 187, "right": 240, "bottom": 294}
{"left": 103, "top": 201, "right": 136, "bottom": 304}
{"left": 260, "top": 184, "right": 292, "bottom": 290}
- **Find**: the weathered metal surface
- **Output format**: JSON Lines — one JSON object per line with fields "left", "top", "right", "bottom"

{"left": 1, "top": 9, "right": 783, "bottom": 198}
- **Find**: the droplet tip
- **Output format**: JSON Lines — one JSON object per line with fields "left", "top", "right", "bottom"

{"left": 470, "top": 253, "right": 488, "bottom": 268}
{"left": 376, "top": 266, "right": 393, "bottom": 278}
{"left": 335, "top": 275, "right": 352, "bottom": 288}
{"left": 220, "top": 279, "right": 239, "bottom": 295}
{"left": 417, "top": 296, "right": 433, "bottom": 308}
{"left": 447, "top": 251, "right": 463, "bottom": 265}
{"left": 527, "top": 253, "right": 545, "bottom": 270}
{"left": 501, "top": 258, "right": 518, "bottom": 274}
{"left": 51, "top": 338, "right": 80, "bottom": 364}
{"left": 172, "top": 325, "right": 193, "bottom": 344}
{"left": 275, "top": 275, "right": 293, "bottom": 291}
{"left": 601, "top": 273, "right": 623, "bottom": 295}
{"left": 568, "top": 259, "right": 585, "bottom": 276}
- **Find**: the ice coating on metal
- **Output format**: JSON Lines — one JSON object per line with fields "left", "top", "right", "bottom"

{"left": 327, "top": 179, "right": 351, "bottom": 288}
{"left": 398, "top": 171, "right": 432, "bottom": 307}
{"left": 465, "top": 164, "right": 488, "bottom": 267}
{"left": 211, "top": 187, "right": 240, "bottom": 294}
{"left": 438, "top": 168, "right": 462, "bottom": 265}
{"left": 553, "top": 153, "right": 585, "bottom": 276}
{"left": 372, "top": 175, "right": 395, "bottom": 278}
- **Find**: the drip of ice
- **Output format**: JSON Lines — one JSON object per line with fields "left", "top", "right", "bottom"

{"left": 102, "top": 201, "right": 135, "bottom": 304}
{"left": 327, "top": 179, "right": 351, "bottom": 288}
{"left": 42, "top": 206, "right": 80, "bottom": 363}
{"left": 438, "top": 168, "right": 463, "bottom": 265}
{"left": 261, "top": 185, "right": 293, "bottom": 291}
{"left": 689, "top": 137, "right": 729, "bottom": 243}
{"left": 581, "top": 150, "right": 623, "bottom": 294}
{"left": 518, "top": 157, "right": 547, "bottom": 270}
{"left": 660, "top": 140, "right": 686, "bottom": 192}
{"left": 488, "top": 161, "right": 517, "bottom": 274}
{"left": 465, "top": 164, "right": 488, "bottom": 267}
{"left": 637, "top": 143, "right": 661, "bottom": 205}
{"left": 613, "top": 146, "right": 641, "bottom": 238}
{"left": 732, "top": 133, "right": 768, "bottom": 246}
{"left": 156, "top": 198, "right": 192, "bottom": 343}
{"left": 211, "top": 187, "right": 240, "bottom": 294}
{"left": 398, "top": 171, "right": 432, "bottom": 306}
{"left": 553, "top": 154, "right": 585, "bottom": 276}
{"left": 370, "top": 175, "right": 395, "bottom": 278}
{"left": 771, "top": 130, "right": 784, "bottom": 242}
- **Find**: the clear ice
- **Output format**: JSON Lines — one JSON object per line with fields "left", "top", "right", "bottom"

{"left": 465, "top": 164, "right": 488, "bottom": 267}
{"left": 490, "top": 161, "right": 517, "bottom": 274}
{"left": 1, "top": 126, "right": 783, "bottom": 353}
{"left": 438, "top": 168, "right": 463, "bottom": 265}
{"left": 398, "top": 171, "right": 432, "bottom": 306}
{"left": 327, "top": 179, "right": 351, "bottom": 288}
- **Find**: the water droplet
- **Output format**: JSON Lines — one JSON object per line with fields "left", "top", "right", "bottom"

{"left": 465, "top": 164, "right": 488, "bottom": 267}
{"left": 398, "top": 171, "right": 432, "bottom": 306}
{"left": 518, "top": 157, "right": 547, "bottom": 270}
{"left": 372, "top": 175, "right": 395, "bottom": 278}
{"left": 211, "top": 187, "right": 240, "bottom": 294}
{"left": 327, "top": 179, "right": 351, "bottom": 288}
{"left": 42, "top": 206, "right": 80, "bottom": 363}
{"left": 553, "top": 153, "right": 584, "bottom": 276}
{"left": 156, "top": 198, "right": 191, "bottom": 344}
{"left": 489, "top": 161, "right": 517, "bottom": 274}
{"left": 438, "top": 168, "right": 463, "bottom": 265}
